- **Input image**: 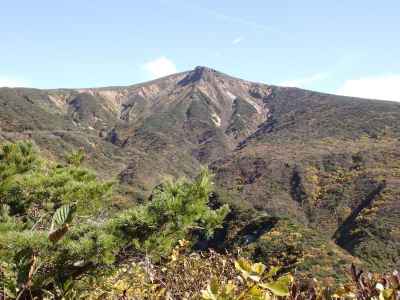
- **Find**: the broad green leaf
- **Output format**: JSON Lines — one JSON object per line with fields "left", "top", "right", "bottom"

{"left": 51, "top": 204, "right": 74, "bottom": 230}
{"left": 247, "top": 285, "right": 271, "bottom": 300}
{"left": 259, "top": 274, "right": 293, "bottom": 296}
{"left": 235, "top": 258, "right": 266, "bottom": 282}
{"left": 252, "top": 263, "right": 266, "bottom": 276}
{"left": 235, "top": 258, "right": 253, "bottom": 273}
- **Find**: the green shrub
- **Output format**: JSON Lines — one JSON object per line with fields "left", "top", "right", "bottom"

{"left": 0, "top": 143, "right": 229, "bottom": 298}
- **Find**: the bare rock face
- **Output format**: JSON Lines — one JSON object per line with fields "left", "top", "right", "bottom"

{"left": 0, "top": 66, "right": 274, "bottom": 188}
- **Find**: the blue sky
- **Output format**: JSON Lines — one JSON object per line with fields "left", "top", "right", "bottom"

{"left": 1, "top": 0, "right": 400, "bottom": 100}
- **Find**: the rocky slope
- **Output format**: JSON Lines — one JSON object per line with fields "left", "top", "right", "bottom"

{"left": 0, "top": 66, "right": 399, "bottom": 272}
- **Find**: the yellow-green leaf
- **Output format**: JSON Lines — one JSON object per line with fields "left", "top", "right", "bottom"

{"left": 252, "top": 263, "right": 266, "bottom": 276}
{"left": 234, "top": 258, "right": 266, "bottom": 282}
{"left": 380, "top": 288, "right": 394, "bottom": 300}
{"left": 267, "top": 266, "right": 280, "bottom": 278}
{"left": 259, "top": 274, "right": 293, "bottom": 297}
{"left": 235, "top": 258, "right": 253, "bottom": 273}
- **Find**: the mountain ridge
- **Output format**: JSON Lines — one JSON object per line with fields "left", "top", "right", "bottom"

{"left": 0, "top": 66, "right": 399, "bottom": 272}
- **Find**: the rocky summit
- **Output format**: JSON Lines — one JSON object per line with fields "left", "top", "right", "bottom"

{"left": 1, "top": 66, "right": 400, "bottom": 272}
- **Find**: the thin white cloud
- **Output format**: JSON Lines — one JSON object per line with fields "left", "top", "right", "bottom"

{"left": 171, "top": 1, "right": 275, "bottom": 33}
{"left": 0, "top": 77, "right": 29, "bottom": 88}
{"left": 280, "top": 73, "right": 329, "bottom": 88}
{"left": 143, "top": 57, "right": 177, "bottom": 79}
{"left": 232, "top": 36, "right": 244, "bottom": 45}
{"left": 208, "top": 10, "right": 274, "bottom": 33}
{"left": 336, "top": 75, "right": 400, "bottom": 101}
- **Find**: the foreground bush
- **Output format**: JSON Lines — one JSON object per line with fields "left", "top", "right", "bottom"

{"left": 0, "top": 142, "right": 229, "bottom": 299}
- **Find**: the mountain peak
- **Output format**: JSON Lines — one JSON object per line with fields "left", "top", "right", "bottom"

{"left": 194, "top": 65, "right": 217, "bottom": 72}
{"left": 178, "top": 66, "right": 220, "bottom": 86}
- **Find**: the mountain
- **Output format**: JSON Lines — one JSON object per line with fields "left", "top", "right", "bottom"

{"left": 0, "top": 67, "right": 271, "bottom": 193}
{"left": 1, "top": 66, "right": 399, "bottom": 273}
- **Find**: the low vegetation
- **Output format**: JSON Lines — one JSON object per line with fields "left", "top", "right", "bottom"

{"left": 0, "top": 142, "right": 399, "bottom": 299}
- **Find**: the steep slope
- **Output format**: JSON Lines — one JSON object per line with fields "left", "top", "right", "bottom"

{"left": 211, "top": 86, "right": 400, "bottom": 271}
{"left": 0, "top": 67, "right": 271, "bottom": 194}
{"left": 117, "top": 67, "right": 272, "bottom": 193}
{"left": 0, "top": 67, "right": 399, "bottom": 273}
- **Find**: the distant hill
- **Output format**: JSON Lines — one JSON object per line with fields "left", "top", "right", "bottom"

{"left": 1, "top": 66, "right": 399, "bottom": 272}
